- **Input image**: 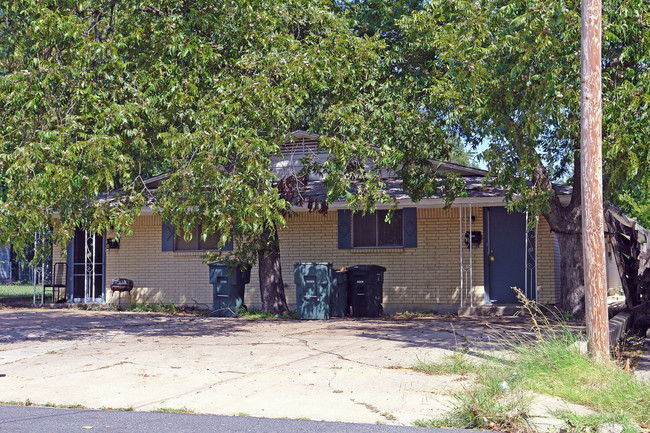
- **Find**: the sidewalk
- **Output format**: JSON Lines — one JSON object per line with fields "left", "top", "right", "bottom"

{"left": 0, "top": 308, "right": 596, "bottom": 428}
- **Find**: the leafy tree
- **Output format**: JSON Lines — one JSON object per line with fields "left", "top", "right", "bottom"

{"left": 332, "top": 0, "right": 424, "bottom": 41}
{"left": 399, "top": 0, "right": 650, "bottom": 315}
{"left": 0, "top": 0, "right": 454, "bottom": 313}
{"left": 617, "top": 187, "right": 650, "bottom": 229}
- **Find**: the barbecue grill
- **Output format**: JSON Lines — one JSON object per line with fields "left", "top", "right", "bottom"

{"left": 110, "top": 278, "right": 134, "bottom": 308}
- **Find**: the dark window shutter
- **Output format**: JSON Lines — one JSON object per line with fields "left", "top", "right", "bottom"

{"left": 161, "top": 221, "right": 174, "bottom": 251}
{"left": 403, "top": 207, "right": 417, "bottom": 248}
{"left": 338, "top": 210, "right": 352, "bottom": 249}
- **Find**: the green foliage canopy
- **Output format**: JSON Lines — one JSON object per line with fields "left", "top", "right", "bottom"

{"left": 399, "top": 0, "right": 649, "bottom": 218}
{"left": 0, "top": 0, "right": 455, "bottom": 263}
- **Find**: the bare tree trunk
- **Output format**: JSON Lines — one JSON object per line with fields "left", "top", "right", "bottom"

{"left": 257, "top": 225, "right": 288, "bottom": 315}
{"left": 536, "top": 155, "right": 586, "bottom": 317}
{"left": 554, "top": 230, "right": 585, "bottom": 317}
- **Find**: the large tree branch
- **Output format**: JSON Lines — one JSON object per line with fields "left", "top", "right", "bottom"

{"left": 569, "top": 146, "right": 582, "bottom": 209}
{"left": 531, "top": 138, "right": 582, "bottom": 231}
{"left": 541, "top": 146, "right": 582, "bottom": 232}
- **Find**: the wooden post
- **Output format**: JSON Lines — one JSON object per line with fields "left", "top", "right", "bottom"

{"left": 581, "top": 0, "right": 609, "bottom": 361}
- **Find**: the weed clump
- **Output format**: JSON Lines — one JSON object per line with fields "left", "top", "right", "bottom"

{"left": 415, "top": 289, "right": 650, "bottom": 432}
{"left": 512, "top": 291, "right": 650, "bottom": 430}
{"left": 415, "top": 352, "right": 531, "bottom": 431}
{"left": 412, "top": 351, "right": 477, "bottom": 376}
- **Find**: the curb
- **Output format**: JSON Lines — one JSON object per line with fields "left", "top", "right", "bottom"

{"left": 609, "top": 311, "right": 632, "bottom": 348}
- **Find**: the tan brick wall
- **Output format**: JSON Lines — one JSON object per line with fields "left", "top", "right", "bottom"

{"left": 246, "top": 207, "right": 486, "bottom": 313}
{"left": 105, "top": 215, "right": 214, "bottom": 306}
{"left": 52, "top": 207, "right": 557, "bottom": 311}
{"left": 53, "top": 216, "right": 214, "bottom": 307}
{"left": 536, "top": 218, "right": 557, "bottom": 304}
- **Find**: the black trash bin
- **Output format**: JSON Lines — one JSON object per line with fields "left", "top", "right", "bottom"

{"left": 209, "top": 263, "right": 250, "bottom": 317}
{"left": 331, "top": 269, "right": 348, "bottom": 317}
{"left": 347, "top": 265, "right": 386, "bottom": 317}
{"left": 294, "top": 262, "right": 333, "bottom": 319}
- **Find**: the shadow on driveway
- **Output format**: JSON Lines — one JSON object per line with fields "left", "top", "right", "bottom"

{"left": 0, "top": 306, "right": 537, "bottom": 353}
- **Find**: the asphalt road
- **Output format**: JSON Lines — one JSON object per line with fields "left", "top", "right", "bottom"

{"left": 0, "top": 405, "right": 484, "bottom": 433}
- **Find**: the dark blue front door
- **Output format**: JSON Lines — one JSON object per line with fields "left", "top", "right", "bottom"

{"left": 484, "top": 207, "right": 534, "bottom": 303}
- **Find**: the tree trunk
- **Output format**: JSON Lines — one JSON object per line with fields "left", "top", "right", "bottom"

{"left": 536, "top": 156, "right": 586, "bottom": 317}
{"left": 257, "top": 224, "right": 289, "bottom": 315}
{"left": 553, "top": 229, "right": 585, "bottom": 317}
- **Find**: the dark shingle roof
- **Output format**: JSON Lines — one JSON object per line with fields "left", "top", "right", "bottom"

{"left": 292, "top": 176, "right": 572, "bottom": 205}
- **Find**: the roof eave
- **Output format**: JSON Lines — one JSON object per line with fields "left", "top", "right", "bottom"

{"left": 291, "top": 192, "right": 572, "bottom": 211}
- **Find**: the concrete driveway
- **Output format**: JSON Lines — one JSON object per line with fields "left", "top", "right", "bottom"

{"left": 0, "top": 307, "right": 538, "bottom": 426}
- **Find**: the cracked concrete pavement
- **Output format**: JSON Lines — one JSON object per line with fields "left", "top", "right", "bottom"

{"left": 0, "top": 307, "right": 589, "bottom": 427}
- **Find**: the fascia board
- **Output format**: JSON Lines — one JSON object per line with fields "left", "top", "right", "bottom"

{"left": 290, "top": 194, "right": 572, "bottom": 211}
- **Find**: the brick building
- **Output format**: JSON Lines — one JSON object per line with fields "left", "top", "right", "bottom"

{"left": 52, "top": 131, "right": 581, "bottom": 312}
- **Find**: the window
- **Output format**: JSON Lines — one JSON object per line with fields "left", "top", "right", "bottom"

{"left": 174, "top": 226, "right": 221, "bottom": 251}
{"left": 353, "top": 209, "right": 403, "bottom": 248}
{"left": 162, "top": 222, "right": 233, "bottom": 252}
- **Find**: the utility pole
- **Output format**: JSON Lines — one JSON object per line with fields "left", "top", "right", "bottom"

{"left": 581, "top": 0, "right": 609, "bottom": 361}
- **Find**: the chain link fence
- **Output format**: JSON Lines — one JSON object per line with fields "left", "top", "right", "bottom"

{"left": 0, "top": 238, "right": 56, "bottom": 302}
{"left": 0, "top": 261, "right": 54, "bottom": 301}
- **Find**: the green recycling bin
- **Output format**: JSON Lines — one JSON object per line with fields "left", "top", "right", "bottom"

{"left": 209, "top": 263, "right": 251, "bottom": 317}
{"left": 331, "top": 269, "right": 348, "bottom": 317}
{"left": 294, "top": 262, "right": 333, "bottom": 319}
{"left": 348, "top": 264, "right": 386, "bottom": 317}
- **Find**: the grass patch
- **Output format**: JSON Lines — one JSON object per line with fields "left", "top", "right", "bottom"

{"left": 1, "top": 399, "right": 86, "bottom": 409}
{"left": 391, "top": 311, "right": 446, "bottom": 319}
{"left": 415, "top": 364, "right": 530, "bottom": 431}
{"left": 511, "top": 326, "right": 650, "bottom": 429}
{"left": 100, "top": 406, "right": 133, "bottom": 411}
{"left": 126, "top": 302, "right": 180, "bottom": 314}
{"left": 0, "top": 283, "right": 60, "bottom": 301}
{"left": 121, "top": 302, "right": 296, "bottom": 319}
{"left": 415, "top": 290, "right": 650, "bottom": 432}
{"left": 0, "top": 283, "right": 36, "bottom": 298}
{"left": 554, "top": 410, "right": 639, "bottom": 433}
{"left": 413, "top": 351, "right": 478, "bottom": 376}
{"left": 234, "top": 412, "right": 251, "bottom": 417}
{"left": 510, "top": 293, "right": 650, "bottom": 430}
{"left": 237, "top": 307, "right": 297, "bottom": 319}
{"left": 44, "top": 402, "right": 86, "bottom": 409}
{"left": 123, "top": 303, "right": 212, "bottom": 316}
{"left": 154, "top": 407, "right": 195, "bottom": 414}
{"left": 1, "top": 400, "right": 31, "bottom": 406}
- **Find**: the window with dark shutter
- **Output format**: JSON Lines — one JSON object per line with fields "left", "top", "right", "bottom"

{"left": 353, "top": 210, "right": 403, "bottom": 248}
{"left": 175, "top": 225, "right": 222, "bottom": 251}
{"left": 338, "top": 207, "right": 416, "bottom": 249}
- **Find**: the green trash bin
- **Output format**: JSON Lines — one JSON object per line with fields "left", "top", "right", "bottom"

{"left": 294, "top": 262, "right": 333, "bottom": 319}
{"left": 331, "top": 269, "right": 348, "bottom": 317}
{"left": 209, "top": 262, "right": 250, "bottom": 317}
{"left": 348, "top": 264, "right": 386, "bottom": 317}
